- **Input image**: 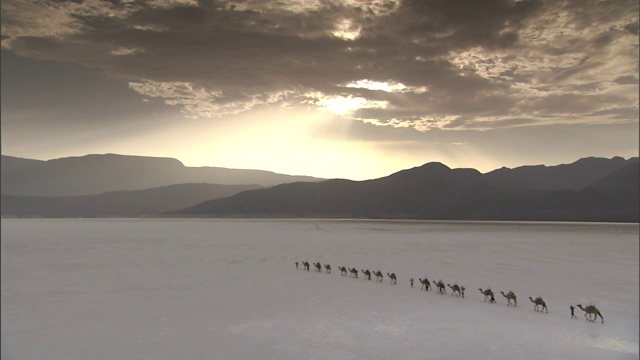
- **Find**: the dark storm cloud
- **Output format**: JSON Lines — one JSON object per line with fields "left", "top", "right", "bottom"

{"left": 1, "top": 0, "right": 638, "bottom": 130}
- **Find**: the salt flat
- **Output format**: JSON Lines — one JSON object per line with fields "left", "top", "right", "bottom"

{"left": 2, "top": 219, "right": 638, "bottom": 360}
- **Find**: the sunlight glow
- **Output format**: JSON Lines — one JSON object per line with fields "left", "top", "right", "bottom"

{"left": 332, "top": 19, "right": 361, "bottom": 41}
{"left": 362, "top": 115, "right": 459, "bottom": 131}
{"left": 173, "top": 109, "right": 393, "bottom": 180}
{"left": 110, "top": 47, "right": 142, "bottom": 56}
{"left": 344, "top": 79, "right": 428, "bottom": 93}
{"left": 305, "top": 92, "right": 388, "bottom": 115}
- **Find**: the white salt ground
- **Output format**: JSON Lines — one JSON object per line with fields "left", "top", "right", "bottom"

{"left": 2, "top": 219, "right": 638, "bottom": 360}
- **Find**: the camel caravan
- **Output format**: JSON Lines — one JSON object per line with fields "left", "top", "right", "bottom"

{"left": 296, "top": 260, "right": 604, "bottom": 324}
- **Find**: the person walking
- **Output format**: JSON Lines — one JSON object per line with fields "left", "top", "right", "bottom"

{"left": 570, "top": 305, "right": 577, "bottom": 319}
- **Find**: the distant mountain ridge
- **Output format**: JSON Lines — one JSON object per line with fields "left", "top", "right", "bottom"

{"left": 1, "top": 154, "right": 637, "bottom": 222}
{"left": 483, "top": 156, "right": 634, "bottom": 191}
{"left": 171, "top": 157, "right": 639, "bottom": 223}
{"left": 1, "top": 153, "right": 323, "bottom": 197}
{"left": 1, "top": 183, "right": 263, "bottom": 218}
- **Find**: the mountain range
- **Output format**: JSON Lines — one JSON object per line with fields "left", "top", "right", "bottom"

{"left": 170, "top": 157, "right": 638, "bottom": 222}
{"left": 1, "top": 153, "right": 321, "bottom": 197}
{"left": 1, "top": 154, "right": 638, "bottom": 222}
{"left": 1, "top": 183, "right": 263, "bottom": 218}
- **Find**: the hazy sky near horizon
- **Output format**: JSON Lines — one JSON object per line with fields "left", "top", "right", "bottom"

{"left": 1, "top": 0, "right": 638, "bottom": 180}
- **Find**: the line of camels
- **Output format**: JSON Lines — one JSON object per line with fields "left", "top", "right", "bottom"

{"left": 296, "top": 261, "right": 604, "bottom": 324}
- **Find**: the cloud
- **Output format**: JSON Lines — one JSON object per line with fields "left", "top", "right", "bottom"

{"left": 128, "top": 80, "right": 292, "bottom": 117}
{"left": 303, "top": 91, "right": 389, "bottom": 116}
{"left": 1, "top": 0, "right": 637, "bottom": 131}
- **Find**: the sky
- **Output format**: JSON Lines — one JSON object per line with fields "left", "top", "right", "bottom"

{"left": 1, "top": 0, "right": 638, "bottom": 180}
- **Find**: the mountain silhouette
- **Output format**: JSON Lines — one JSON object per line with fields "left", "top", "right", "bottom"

{"left": 2, "top": 154, "right": 636, "bottom": 222}
{"left": 171, "top": 157, "right": 638, "bottom": 222}
{"left": 484, "top": 156, "right": 635, "bottom": 190}
{"left": 1, "top": 153, "right": 322, "bottom": 196}
{"left": 1, "top": 183, "right": 262, "bottom": 218}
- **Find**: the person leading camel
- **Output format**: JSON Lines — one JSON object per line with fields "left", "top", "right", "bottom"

{"left": 418, "top": 278, "right": 431, "bottom": 291}
{"left": 478, "top": 288, "right": 494, "bottom": 302}
{"left": 447, "top": 283, "right": 461, "bottom": 297}
{"left": 433, "top": 280, "right": 446, "bottom": 294}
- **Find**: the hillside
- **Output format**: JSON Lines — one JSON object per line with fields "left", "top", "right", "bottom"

{"left": 2, "top": 155, "right": 637, "bottom": 221}
{"left": 172, "top": 158, "right": 639, "bottom": 222}
{"left": 1, "top": 154, "right": 322, "bottom": 197}
{"left": 483, "top": 156, "right": 636, "bottom": 191}
{"left": 1, "top": 183, "right": 262, "bottom": 218}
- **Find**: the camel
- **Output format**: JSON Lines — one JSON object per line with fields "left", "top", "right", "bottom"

{"left": 324, "top": 264, "right": 331, "bottom": 274}
{"left": 479, "top": 288, "right": 494, "bottom": 302}
{"left": 433, "top": 280, "right": 446, "bottom": 294}
{"left": 418, "top": 278, "right": 431, "bottom": 291}
{"left": 387, "top": 273, "right": 397, "bottom": 284}
{"left": 361, "top": 269, "right": 372, "bottom": 280}
{"left": 338, "top": 266, "right": 347, "bottom": 276}
{"left": 500, "top": 291, "right": 517, "bottom": 307}
{"left": 302, "top": 261, "right": 310, "bottom": 271}
{"left": 314, "top": 262, "right": 322, "bottom": 272}
{"left": 529, "top": 297, "right": 548, "bottom": 313}
{"left": 447, "top": 283, "right": 462, "bottom": 297}
{"left": 576, "top": 304, "right": 604, "bottom": 323}
{"left": 348, "top": 268, "right": 359, "bottom": 278}
{"left": 373, "top": 270, "right": 384, "bottom": 282}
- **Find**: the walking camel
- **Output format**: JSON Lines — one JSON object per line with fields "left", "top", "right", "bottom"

{"left": 324, "top": 264, "right": 331, "bottom": 274}
{"left": 302, "top": 261, "right": 310, "bottom": 271}
{"left": 500, "top": 291, "right": 517, "bottom": 306}
{"left": 576, "top": 304, "right": 604, "bottom": 323}
{"left": 314, "top": 262, "right": 322, "bottom": 272}
{"left": 361, "top": 269, "right": 372, "bottom": 280}
{"left": 478, "top": 288, "right": 494, "bottom": 302}
{"left": 433, "top": 280, "right": 446, "bottom": 294}
{"left": 387, "top": 273, "right": 397, "bottom": 284}
{"left": 529, "top": 297, "right": 548, "bottom": 313}
{"left": 419, "top": 278, "right": 431, "bottom": 291}
{"left": 338, "top": 266, "right": 348, "bottom": 276}
{"left": 373, "top": 270, "right": 384, "bottom": 282}
{"left": 348, "top": 268, "right": 359, "bottom": 278}
{"left": 447, "top": 283, "right": 462, "bottom": 297}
